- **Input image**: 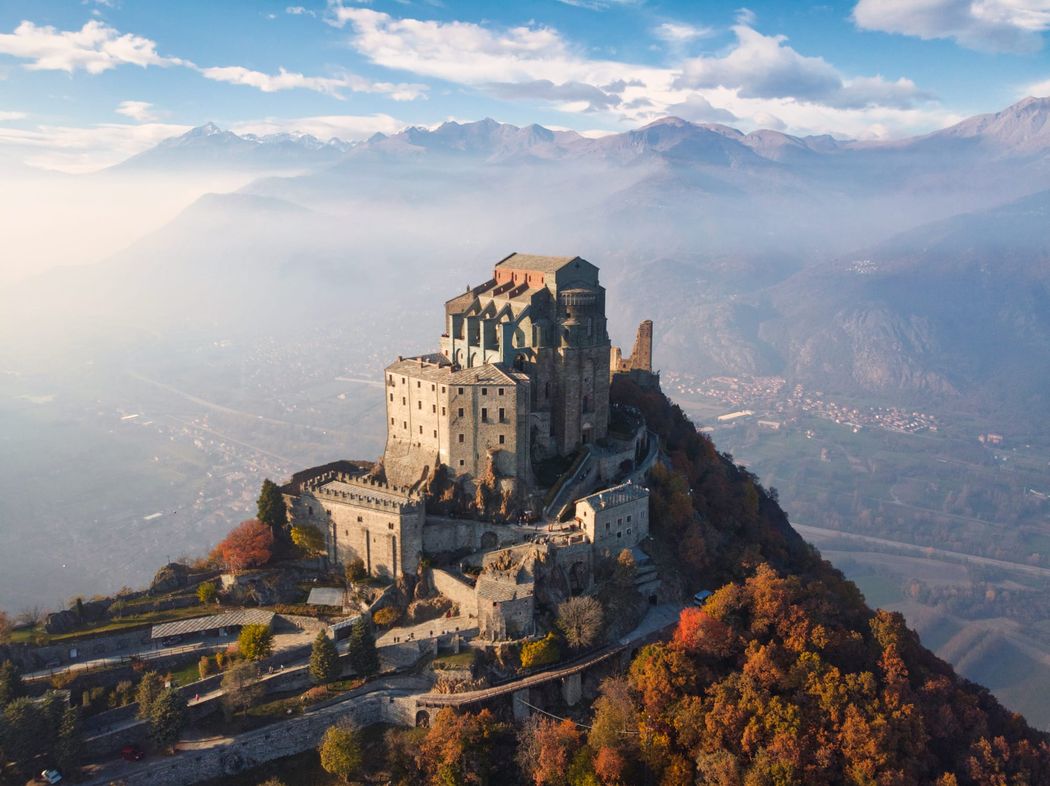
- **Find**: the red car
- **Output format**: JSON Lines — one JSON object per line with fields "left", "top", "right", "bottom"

{"left": 120, "top": 745, "right": 145, "bottom": 762}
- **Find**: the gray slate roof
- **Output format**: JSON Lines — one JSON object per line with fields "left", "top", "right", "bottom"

{"left": 307, "top": 587, "right": 346, "bottom": 607}
{"left": 577, "top": 481, "right": 649, "bottom": 512}
{"left": 494, "top": 253, "right": 581, "bottom": 273}
{"left": 151, "top": 609, "right": 275, "bottom": 640}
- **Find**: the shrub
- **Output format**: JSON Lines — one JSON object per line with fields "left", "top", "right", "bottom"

{"left": 520, "top": 633, "right": 560, "bottom": 670}
{"left": 238, "top": 624, "right": 274, "bottom": 661}
{"left": 197, "top": 581, "right": 218, "bottom": 605}
{"left": 372, "top": 606, "right": 401, "bottom": 627}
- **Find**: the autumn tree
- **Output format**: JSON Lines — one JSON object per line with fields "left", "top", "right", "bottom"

{"left": 217, "top": 519, "right": 274, "bottom": 573}
{"left": 672, "top": 607, "right": 736, "bottom": 658}
{"left": 310, "top": 631, "right": 339, "bottom": 684}
{"left": 417, "top": 708, "right": 510, "bottom": 785}
{"left": 238, "top": 623, "right": 273, "bottom": 661}
{"left": 517, "top": 716, "right": 583, "bottom": 786}
{"left": 257, "top": 478, "right": 288, "bottom": 540}
{"left": 556, "top": 596, "right": 604, "bottom": 651}
{"left": 197, "top": 580, "right": 218, "bottom": 605}
{"left": 319, "top": 723, "right": 362, "bottom": 782}
{"left": 291, "top": 523, "right": 325, "bottom": 555}
{"left": 521, "top": 633, "right": 560, "bottom": 669}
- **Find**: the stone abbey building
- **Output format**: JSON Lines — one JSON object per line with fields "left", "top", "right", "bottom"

{"left": 283, "top": 253, "right": 656, "bottom": 586}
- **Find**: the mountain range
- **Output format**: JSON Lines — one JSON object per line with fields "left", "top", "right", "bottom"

{"left": 6, "top": 96, "right": 1050, "bottom": 426}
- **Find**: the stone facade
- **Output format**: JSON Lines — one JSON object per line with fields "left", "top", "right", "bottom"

{"left": 575, "top": 481, "right": 650, "bottom": 558}
{"left": 384, "top": 356, "right": 531, "bottom": 488}
{"left": 287, "top": 468, "right": 424, "bottom": 579}
{"left": 440, "top": 253, "right": 611, "bottom": 460}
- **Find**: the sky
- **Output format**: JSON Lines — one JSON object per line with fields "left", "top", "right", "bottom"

{"left": 1, "top": 0, "right": 1049, "bottom": 172}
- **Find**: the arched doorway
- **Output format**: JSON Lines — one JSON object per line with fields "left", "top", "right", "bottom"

{"left": 415, "top": 709, "right": 431, "bottom": 728}
{"left": 480, "top": 531, "right": 498, "bottom": 550}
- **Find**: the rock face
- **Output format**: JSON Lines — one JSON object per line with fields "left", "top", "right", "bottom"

{"left": 149, "top": 563, "right": 190, "bottom": 595}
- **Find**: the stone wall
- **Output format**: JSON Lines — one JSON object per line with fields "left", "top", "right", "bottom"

{"left": 430, "top": 569, "right": 479, "bottom": 617}
{"left": 422, "top": 517, "right": 525, "bottom": 555}
{"left": 81, "top": 691, "right": 418, "bottom": 786}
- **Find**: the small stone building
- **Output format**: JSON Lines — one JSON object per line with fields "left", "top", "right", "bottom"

{"left": 575, "top": 481, "right": 650, "bottom": 557}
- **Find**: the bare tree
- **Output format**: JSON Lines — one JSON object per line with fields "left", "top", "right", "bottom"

{"left": 221, "top": 662, "right": 262, "bottom": 720}
{"left": 556, "top": 596, "right": 604, "bottom": 650}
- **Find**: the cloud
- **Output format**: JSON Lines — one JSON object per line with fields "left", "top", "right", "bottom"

{"left": 286, "top": 5, "right": 316, "bottom": 16}
{"left": 198, "top": 65, "right": 427, "bottom": 100}
{"left": 115, "top": 100, "right": 158, "bottom": 122}
{"left": 653, "top": 22, "right": 714, "bottom": 43}
{"left": 853, "top": 0, "right": 1050, "bottom": 53}
{"left": 664, "top": 94, "right": 739, "bottom": 122}
{"left": 0, "top": 20, "right": 183, "bottom": 74}
{"left": 0, "top": 120, "right": 191, "bottom": 172}
{"left": 676, "top": 24, "right": 933, "bottom": 109}
{"left": 554, "top": 0, "right": 642, "bottom": 9}
{"left": 1026, "top": 77, "right": 1050, "bottom": 96}
{"left": 230, "top": 113, "right": 405, "bottom": 141}
{"left": 487, "top": 79, "right": 621, "bottom": 111}
{"left": 327, "top": 4, "right": 953, "bottom": 138}
{"left": 0, "top": 110, "right": 27, "bottom": 121}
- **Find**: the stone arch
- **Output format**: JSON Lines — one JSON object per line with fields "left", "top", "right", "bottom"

{"left": 480, "top": 531, "right": 498, "bottom": 550}
{"left": 415, "top": 709, "right": 431, "bottom": 728}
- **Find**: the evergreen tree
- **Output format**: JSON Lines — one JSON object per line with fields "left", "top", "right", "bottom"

{"left": 310, "top": 630, "right": 339, "bottom": 684}
{"left": 148, "top": 687, "right": 186, "bottom": 751}
{"left": 257, "top": 479, "right": 288, "bottom": 540}
{"left": 135, "top": 671, "right": 164, "bottom": 720}
{"left": 347, "top": 618, "right": 379, "bottom": 676}
{"left": 1, "top": 697, "right": 46, "bottom": 770}
{"left": 54, "top": 705, "right": 82, "bottom": 772}
{"left": 0, "top": 659, "right": 25, "bottom": 707}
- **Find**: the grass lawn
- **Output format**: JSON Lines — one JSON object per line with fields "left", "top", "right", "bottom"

{"left": 12, "top": 604, "right": 212, "bottom": 645}
{"left": 432, "top": 650, "right": 476, "bottom": 670}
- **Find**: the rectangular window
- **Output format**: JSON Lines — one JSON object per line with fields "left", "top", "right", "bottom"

{"left": 441, "top": 407, "right": 446, "bottom": 416}
{"left": 419, "top": 425, "right": 423, "bottom": 434}
{"left": 431, "top": 384, "right": 436, "bottom": 391}
{"left": 417, "top": 380, "right": 421, "bottom": 388}
{"left": 627, "top": 528, "right": 632, "bottom": 535}
{"left": 458, "top": 387, "right": 464, "bottom": 395}
{"left": 403, "top": 421, "right": 407, "bottom": 429}
{"left": 627, "top": 515, "right": 632, "bottom": 522}
{"left": 481, "top": 407, "right": 488, "bottom": 422}
{"left": 417, "top": 401, "right": 422, "bottom": 409}
{"left": 357, "top": 516, "right": 363, "bottom": 522}
{"left": 498, "top": 407, "right": 505, "bottom": 422}
{"left": 459, "top": 459, "right": 465, "bottom": 466}
{"left": 389, "top": 393, "right": 393, "bottom": 402}
{"left": 458, "top": 433, "right": 464, "bottom": 443}
{"left": 390, "top": 417, "right": 394, "bottom": 425}
{"left": 498, "top": 387, "right": 504, "bottom": 396}
{"left": 458, "top": 407, "right": 464, "bottom": 417}
{"left": 388, "top": 522, "right": 394, "bottom": 530}
{"left": 402, "top": 396, "right": 406, "bottom": 405}
{"left": 441, "top": 386, "right": 446, "bottom": 393}
{"left": 499, "top": 434, "right": 505, "bottom": 445}
{"left": 433, "top": 430, "right": 438, "bottom": 438}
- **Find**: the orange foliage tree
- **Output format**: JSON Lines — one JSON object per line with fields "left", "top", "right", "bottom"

{"left": 216, "top": 519, "right": 273, "bottom": 573}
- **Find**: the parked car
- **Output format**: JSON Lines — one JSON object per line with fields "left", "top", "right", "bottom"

{"left": 39, "top": 769, "right": 63, "bottom": 784}
{"left": 121, "top": 744, "right": 145, "bottom": 761}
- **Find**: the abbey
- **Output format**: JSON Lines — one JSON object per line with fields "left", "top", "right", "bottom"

{"left": 282, "top": 253, "right": 657, "bottom": 590}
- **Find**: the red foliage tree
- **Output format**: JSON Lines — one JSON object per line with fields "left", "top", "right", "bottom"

{"left": 672, "top": 607, "right": 735, "bottom": 658}
{"left": 594, "top": 746, "right": 626, "bottom": 784}
{"left": 217, "top": 519, "right": 273, "bottom": 573}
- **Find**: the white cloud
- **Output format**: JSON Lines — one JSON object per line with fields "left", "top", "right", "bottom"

{"left": 286, "top": 6, "right": 316, "bottom": 16}
{"left": 1026, "top": 76, "right": 1050, "bottom": 95}
{"left": 198, "top": 64, "right": 426, "bottom": 100}
{"left": 0, "top": 20, "right": 183, "bottom": 74}
{"left": 554, "top": 0, "right": 642, "bottom": 9}
{"left": 653, "top": 22, "right": 714, "bottom": 43}
{"left": 0, "top": 110, "right": 26, "bottom": 120}
{"left": 0, "top": 121, "right": 191, "bottom": 172}
{"left": 230, "top": 113, "right": 405, "bottom": 141}
{"left": 676, "top": 25, "right": 933, "bottom": 109}
{"left": 115, "top": 100, "right": 158, "bottom": 122}
{"left": 853, "top": 0, "right": 1050, "bottom": 53}
{"left": 327, "top": 3, "right": 954, "bottom": 139}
